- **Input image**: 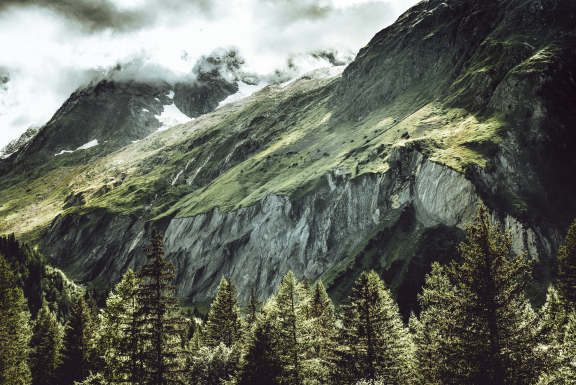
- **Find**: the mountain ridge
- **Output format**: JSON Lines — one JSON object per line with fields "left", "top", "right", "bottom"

{"left": 1, "top": 0, "right": 575, "bottom": 311}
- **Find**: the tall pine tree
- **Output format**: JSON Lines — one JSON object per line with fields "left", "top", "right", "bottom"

{"left": 204, "top": 276, "right": 243, "bottom": 348}
{"left": 417, "top": 203, "right": 561, "bottom": 384}
{"left": 30, "top": 299, "right": 62, "bottom": 385}
{"left": 136, "top": 227, "right": 187, "bottom": 385}
{"left": 245, "top": 287, "right": 259, "bottom": 330}
{"left": 60, "top": 296, "right": 97, "bottom": 385}
{"left": 101, "top": 269, "right": 141, "bottom": 383}
{"left": 558, "top": 219, "right": 576, "bottom": 311}
{"left": 0, "top": 254, "right": 32, "bottom": 385}
{"left": 273, "top": 271, "right": 308, "bottom": 384}
{"left": 233, "top": 300, "right": 283, "bottom": 385}
{"left": 334, "top": 270, "right": 414, "bottom": 384}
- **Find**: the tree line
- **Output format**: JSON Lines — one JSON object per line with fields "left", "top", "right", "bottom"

{"left": 1, "top": 203, "right": 576, "bottom": 384}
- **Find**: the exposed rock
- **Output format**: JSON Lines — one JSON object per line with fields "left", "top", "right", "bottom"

{"left": 0, "top": 125, "right": 41, "bottom": 159}
{"left": 43, "top": 147, "right": 556, "bottom": 303}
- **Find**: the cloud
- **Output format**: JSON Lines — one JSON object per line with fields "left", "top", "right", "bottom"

{"left": 0, "top": 0, "right": 214, "bottom": 33}
{"left": 0, "top": 0, "right": 420, "bottom": 148}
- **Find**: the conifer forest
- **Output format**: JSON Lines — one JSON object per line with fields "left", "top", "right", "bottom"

{"left": 1, "top": 204, "right": 576, "bottom": 384}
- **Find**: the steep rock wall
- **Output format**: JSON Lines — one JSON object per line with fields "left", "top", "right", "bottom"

{"left": 44, "top": 147, "right": 553, "bottom": 302}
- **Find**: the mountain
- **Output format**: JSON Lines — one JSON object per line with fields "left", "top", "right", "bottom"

{"left": 0, "top": 0, "right": 575, "bottom": 313}
{"left": 0, "top": 124, "right": 41, "bottom": 159}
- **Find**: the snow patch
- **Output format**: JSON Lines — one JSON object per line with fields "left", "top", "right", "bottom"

{"left": 280, "top": 65, "right": 347, "bottom": 89}
{"left": 142, "top": 108, "right": 149, "bottom": 112}
{"left": 217, "top": 81, "right": 268, "bottom": 108}
{"left": 55, "top": 150, "right": 74, "bottom": 156}
{"left": 0, "top": 152, "right": 15, "bottom": 159}
{"left": 155, "top": 98, "right": 160, "bottom": 101}
{"left": 154, "top": 103, "right": 191, "bottom": 131}
{"left": 54, "top": 139, "right": 99, "bottom": 156}
{"left": 167, "top": 90, "right": 175, "bottom": 99}
{"left": 77, "top": 139, "right": 99, "bottom": 150}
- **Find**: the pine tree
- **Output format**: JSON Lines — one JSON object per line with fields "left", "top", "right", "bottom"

{"left": 60, "top": 296, "right": 97, "bottom": 385}
{"left": 558, "top": 219, "right": 576, "bottom": 311}
{"left": 273, "top": 270, "right": 308, "bottom": 384}
{"left": 410, "top": 263, "right": 458, "bottom": 384}
{"left": 0, "top": 254, "right": 32, "bottom": 385}
{"left": 30, "top": 299, "right": 62, "bottom": 385}
{"left": 246, "top": 287, "right": 259, "bottom": 329}
{"left": 233, "top": 301, "right": 283, "bottom": 385}
{"left": 418, "top": 203, "right": 561, "bottom": 384}
{"left": 204, "top": 276, "right": 242, "bottom": 348}
{"left": 310, "top": 281, "right": 335, "bottom": 330}
{"left": 304, "top": 281, "right": 336, "bottom": 383}
{"left": 136, "top": 227, "right": 188, "bottom": 385}
{"left": 334, "top": 270, "right": 414, "bottom": 384}
{"left": 101, "top": 269, "right": 141, "bottom": 383}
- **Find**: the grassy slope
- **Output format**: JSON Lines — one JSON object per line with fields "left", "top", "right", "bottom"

{"left": 0, "top": 74, "right": 505, "bottom": 244}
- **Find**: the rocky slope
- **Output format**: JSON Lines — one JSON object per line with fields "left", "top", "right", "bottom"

{"left": 0, "top": 124, "right": 41, "bottom": 159}
{"left": 1, "top": 0, "right": 575, "bottom": 311}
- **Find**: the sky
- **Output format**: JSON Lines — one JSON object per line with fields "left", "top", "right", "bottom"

{"left": 0, "top": 0, "right": 420, "bottom": 149}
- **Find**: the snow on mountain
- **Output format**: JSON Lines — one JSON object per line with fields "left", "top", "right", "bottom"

{"left": 280, "top": 65, "right": 347, "bottom": 89}
{"left": 55, "top": 139, "right": 98, "bottom": 156}
{"left": 217, "top": 81, "right": 268, "bottom": 108}
{"left": 155, "top": 102, "right": 191, "bottom": 131}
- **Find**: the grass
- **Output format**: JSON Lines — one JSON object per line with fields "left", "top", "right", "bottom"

{"left": 0, "top": 70, "right": 508, "bottom": 249}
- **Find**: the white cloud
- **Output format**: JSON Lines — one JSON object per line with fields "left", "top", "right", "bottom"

{"left": 0, "top": 0, "right": 420, "bottom": 149}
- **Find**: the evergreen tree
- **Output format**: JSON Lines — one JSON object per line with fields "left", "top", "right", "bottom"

{"left": 304, "top": 281, "right": 337, "bottom": 383}
{"left": 418, "top": 204, "right": 561, "bottom": 384}
{"left": 334, "top": 270, "right": 414, "bottom": 384}
{"left": 310, "top": 281, "right": 335, "bottom": 330}
{"left": 0, "top": 254, "right": 32, "bottom": 385}
{"left": 101, "top": 269, "right": 141, "bottom": 383}
{"left": 410, "top": 263, "right": 458, "bottom": 384}
{"left": 60, "top": 296, "right": 97, "bottom": 385}
{"left": 204, "top": 276, "right": 242, "bottom": 348}
{"left": 273, "top": 271, "right": 308, "bottom": 384}
{"left": 246, "top": 287, "right": 259, "bottom": 329}
{"left": 558, "top": 219, "right": 576, "bottom": 311}
{"left": 136, "top": 228, "right": 187, "bottom": 385}
{"left": 233, "top": 302, "right": 283, "bottom": 385}
{"left": 30, "top": 299, "right": 62, "bottom": 385}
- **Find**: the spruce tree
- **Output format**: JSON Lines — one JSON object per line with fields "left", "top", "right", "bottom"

{"left": 410, "top": 263, "right": 458, "bottom": 384}
{"left": 558, "top": 219, "right": 576, "bottom": 310}
{"left": 30, "top": 299, "right": 62, "bottom": 385}
{"left": 233, "top": 301, "right": 283, "bottom": 385}
{"left": 60, "top": 296, "right": 97, "bottom": 385}
{"left": 101, "top": 269, "right": 141, "bottom": 383}
{"left": 246, "top": 287, "right": 259, "bottom": 329}
{"left": 334, "top": 270, "right": 414, "bottom": 384}
{"left": 0, "top": 254, "right": 32, "bottom": 385}
{"left": 273, "top": 270, "right": 308, "bottom": 384}
{"left": 136, "top": 227, "right": 187, "bottom": 385}
{"left": 204, "top": 276, "right": 242, "bottom": 348}
{"left": 305, "top": 281, "right": 336, "bottom": 383}
{"left": 418, "top": 204, "right": 561, "bottom": 384}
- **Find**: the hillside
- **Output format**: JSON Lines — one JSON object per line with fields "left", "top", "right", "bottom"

{"left": 0, "top": 0, "right": 575, "bottom": 313}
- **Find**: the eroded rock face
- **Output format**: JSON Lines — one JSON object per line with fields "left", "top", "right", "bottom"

{"left": 44, "top": 147, "right": 555, "bottom": 302}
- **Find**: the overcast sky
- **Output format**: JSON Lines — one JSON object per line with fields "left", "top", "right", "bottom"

{"left": 0, "top": 0, "right": 420, "bottom": 149}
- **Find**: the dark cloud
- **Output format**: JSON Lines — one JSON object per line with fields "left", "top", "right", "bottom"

{"left": 255, "top": 0, "right": 335, "bottom": 26}
{"left": 0, "top": 0, "right": 214, "bottom": 33}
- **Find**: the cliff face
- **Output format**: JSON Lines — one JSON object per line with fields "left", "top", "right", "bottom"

{"left": 43, "top": 147, "right": 554, "bottom": 305}
{"left": 2, "top": 0, "right": 575, "bottom": 309}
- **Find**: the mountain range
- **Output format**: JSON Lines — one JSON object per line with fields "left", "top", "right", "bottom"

{"left": 1, "top": 0, "right": 575, "bottom": 315}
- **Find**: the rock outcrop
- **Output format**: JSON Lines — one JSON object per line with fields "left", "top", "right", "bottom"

{"left": 43, "top": 147, "right": 553, "bottom": 303}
